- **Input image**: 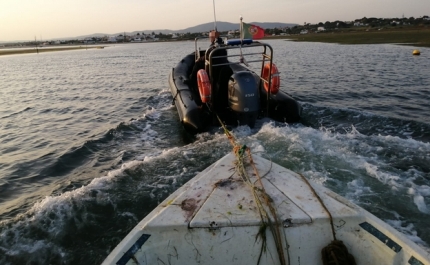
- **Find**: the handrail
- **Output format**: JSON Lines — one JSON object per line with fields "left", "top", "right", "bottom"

{"left": 194, "top": 35, "right": 229, "bottom": 61}
{"left": 208, "top": 59, "right": 272, "bottom": 68}
{"left": 194, "top": 36, "right": 275, "bottom": 116}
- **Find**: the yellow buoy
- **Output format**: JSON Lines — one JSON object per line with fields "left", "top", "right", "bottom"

{"left": 412, "top": 50, "right": 420, "bottom": 55}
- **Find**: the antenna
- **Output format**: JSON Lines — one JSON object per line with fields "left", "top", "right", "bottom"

{"left": 212, "top": 0, "right": 217, "bottom": 31}
{"left": 240, "top": 16, "right": 243, "bottom": 39}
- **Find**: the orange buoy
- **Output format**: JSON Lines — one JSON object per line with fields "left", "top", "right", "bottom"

{"left": 197, "top": 69, "right": 211, "bottom": 103}
{"left": 262, "top": 63, "right": 280, "bottom": 94}
{"left": 413, "top": 50, "right": 420, "bottom": 55}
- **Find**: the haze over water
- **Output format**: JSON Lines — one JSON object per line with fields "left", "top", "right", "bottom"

{"left": 0, "top": 40, "right": 429, "bottom": 264}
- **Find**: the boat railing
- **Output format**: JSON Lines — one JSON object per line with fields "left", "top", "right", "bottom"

{"left": 205, "top": 41, "right": 275, "bottom": 97}
{"left": 194, "top": 36, "right": 273, "bottom": 69}
{"left": 194, "top": 36, "right": 277, "bottom": 103}
{"left": 194, "top": 35, "right": 230, "bottom": 61}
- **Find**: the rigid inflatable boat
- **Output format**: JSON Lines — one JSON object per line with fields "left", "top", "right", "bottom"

{"left": 169, "top": 38, "right": 301, "bottom": 134}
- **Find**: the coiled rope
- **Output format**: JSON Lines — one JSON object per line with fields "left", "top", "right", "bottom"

{"left": 297, "top": 174, "right": 356, "bottom": 264}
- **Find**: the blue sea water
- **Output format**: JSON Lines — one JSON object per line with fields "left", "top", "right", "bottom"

{"left": 0, "top": 40, "right": 429, "bottom": 264}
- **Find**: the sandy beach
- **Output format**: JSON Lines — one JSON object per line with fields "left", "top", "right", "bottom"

{"left": 0, "top": 46, "right": 105, "bottom": 56}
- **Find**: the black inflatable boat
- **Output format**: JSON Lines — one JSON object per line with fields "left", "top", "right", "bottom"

{"left": 169, "top": 37, "right": 301, "bottom": 134}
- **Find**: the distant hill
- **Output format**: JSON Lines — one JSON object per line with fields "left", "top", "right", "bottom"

{"left": 171, "top": 21, "right": 297, "bottom": 34}
{"left": 75, "top": 21, "right": 297, "bottom": 39}
{"left": 2, "top": 21, "right": 297, "bottom": 42}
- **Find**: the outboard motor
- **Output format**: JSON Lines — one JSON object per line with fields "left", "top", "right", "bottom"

{"left": 228, "top": 71, "right": 260, "bottom": 128}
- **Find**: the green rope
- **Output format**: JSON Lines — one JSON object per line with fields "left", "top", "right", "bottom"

{"left": 215, "top": 114, "right": 287, "bottom": 265}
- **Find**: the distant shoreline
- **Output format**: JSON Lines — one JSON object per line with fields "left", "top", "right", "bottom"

{"left": 1, "top": 27, "right": 429, "bottom": 57}
{"left": 275, "top": 27, "right": 430, "bottom": 48}
{"left": 0, "top": 46, "right": 105, "bottom": 56}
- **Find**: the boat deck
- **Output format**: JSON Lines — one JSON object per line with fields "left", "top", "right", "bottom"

{"left": 103, "top": 153, "right": 430, "bottom": 265}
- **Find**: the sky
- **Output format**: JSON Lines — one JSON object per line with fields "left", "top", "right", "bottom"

{"left": 0, "top": 0, "right": 428, "bottom": 42}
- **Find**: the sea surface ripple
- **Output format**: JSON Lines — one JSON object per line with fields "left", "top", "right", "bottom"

{"left": 0, "top": 40, "right": 429, "bottom": 264}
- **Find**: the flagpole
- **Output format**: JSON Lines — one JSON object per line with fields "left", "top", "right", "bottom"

{"left": 239, "top": 16, "right": 247, "bottom": 65}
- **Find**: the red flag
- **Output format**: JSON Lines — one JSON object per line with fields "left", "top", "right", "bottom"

{"left": 241, "top": 22, "right": 265, "bottom": 39}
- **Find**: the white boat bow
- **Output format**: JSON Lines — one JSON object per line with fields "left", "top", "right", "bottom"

{"left": 103, "top": 152, "right": 430, "bottom": 265}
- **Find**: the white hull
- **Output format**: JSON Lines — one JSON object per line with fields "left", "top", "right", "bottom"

{"left": 103, "top": 152, "right": 430, "bottom": 265}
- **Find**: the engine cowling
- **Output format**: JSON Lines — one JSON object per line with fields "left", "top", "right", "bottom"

{"left": 228, "top": 71, "right": 260, "bottom": 128}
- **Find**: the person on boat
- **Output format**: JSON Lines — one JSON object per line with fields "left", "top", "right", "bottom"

{"left": 189, "top": 30, "right": 226, "bottom": 92}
